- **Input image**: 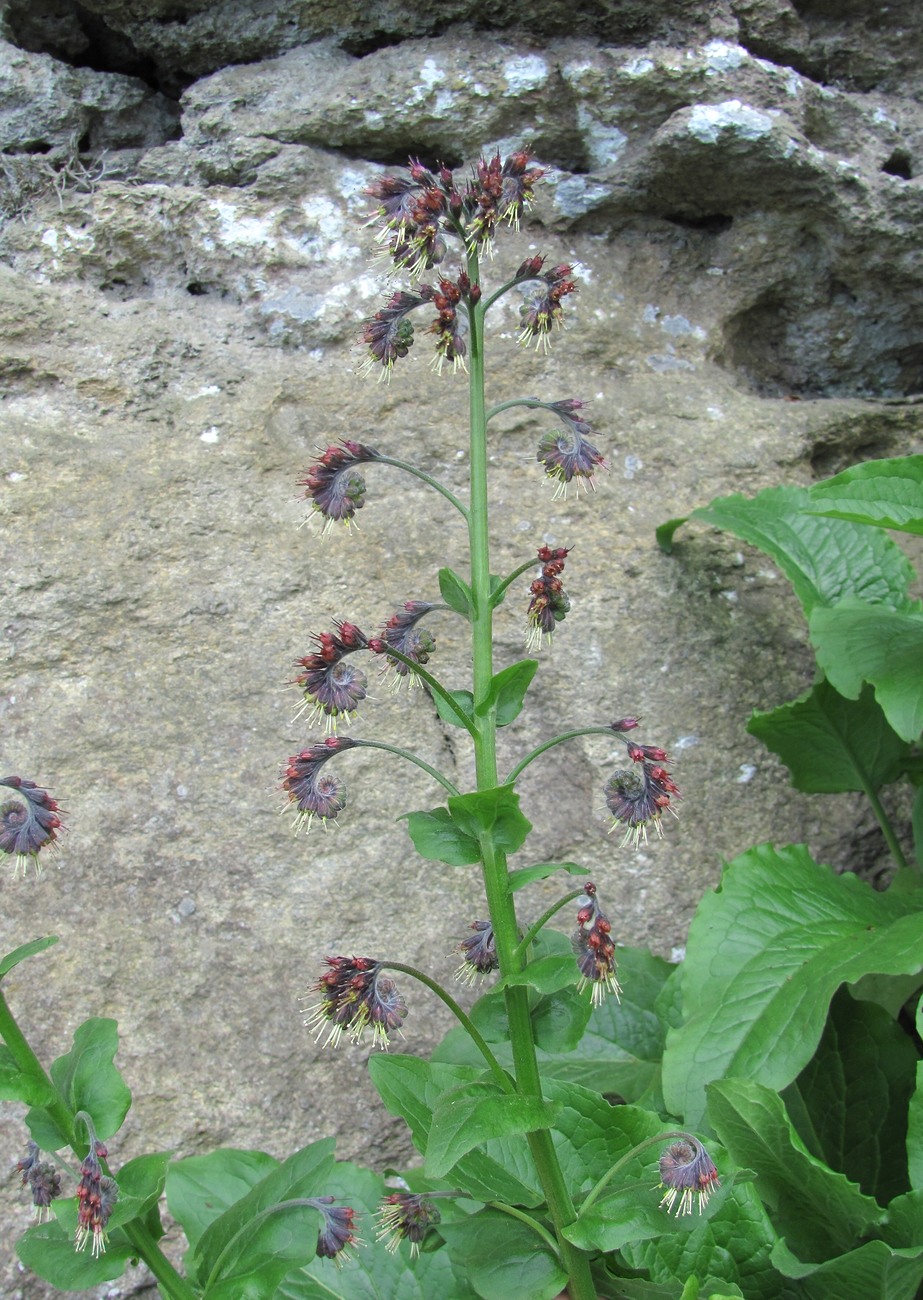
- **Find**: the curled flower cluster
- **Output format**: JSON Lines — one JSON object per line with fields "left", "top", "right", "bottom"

{"left": 572, "top": 883, "right": 620, "bottom": 1006}
{"left": 0, "top": 776, "right": 64, "bottom": 875}
{"left": 305, "top": 956, "right": 407, "bottom": 1050}
{"left": 310, "top": 1196, "right": 361, "bottom": 1263}
{"left": 294, "top": 621, "right": 370, "bottom": 731}
{"left": 526, "top": 545, "right": 571, "bottom": 650}
{"left": 299, "top": 440, "right": 381, "bottom": 531}
{"left": 371, "top": 601, "right": 439, "bottom": 685}
{"left": 659, "top": 1138, "right": 721, "bottom": 1216}
{"left": 421, "top": 275, "right": 472, "bottom": 374}
{"left": 282, "top": 735, "right": 356, "bottom": 831}
{"left": 376, "top": 1191, "right": 441, "bottom": 1256}
{"left": 455, "top": 919, "right": 498, "bottom": 985}
{"left": 519, "top": 263, "right": 578, "bottom": 351}
{"left": 16, "top": 1141, "right": 62, "bottom": 1223}
{"left": 359, "top": 290, "right": 427, "bottom": 377}
{"left": 75, "top": 1139, "right": 118, "bottom": 1258}
{"left": 605, "top": 727, "right": 681, "bottom": 848}
{"left": 537, "top": 399, "right": 606, "bottom": 497}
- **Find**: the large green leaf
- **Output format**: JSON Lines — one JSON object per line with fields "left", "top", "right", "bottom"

{"left": 805, "top": 456, "right": 923, "bottom": 537}
{"left": 439, "top": 1209, "right": 567, "bottom": 1300}
{"left": 27, "top": 1018, "right": 131, "bottom": 1147}
{"left": 747, "top": 678, "right": 910, "bottom": 793}
{"left": 620, "top": 1180, "right": 789, "bottom": 1300}
{"left": 279, "top": 1160, "right": 479, "bottom": 1298}
{"left": 107, "top": 1151, "right": 172, "bottom": 1234}
{"left": 191, "top": 1139, "right": 336, "bottom": 1293}
{"left": 17, "top": 1216, "right": 133, "bottom": 1289}
{"left": 906, "top": 995, "right": 923, "bottom": 1192}
{"left": 782, "top": 987, "right": 915, "bottom": 1204}
{"left": 661, "top": 843, "right": 923, "bottom": 1128}
{"left": 447, "top": 785, "right": 532, "bottom": 854}
{"left": 708, "top": 1078, "right": 882, "bottom": 1259}
{"left": 771, "top": 1237, "right": 923, "bottom": 1300}
{"left": 478, "top": 659, "right": 538, "bottom": 726}
{"left": 657, "top": 485, "right": 915, "bottom": 615}
{"left": 425, "top": 1083, "right": 560, "bottom": 1179}
{"left": 809, "top": 600, "right": 923, "bottom": 742}
{"left": 0, "top": 1044, "right": 56, "bottom": 1105}
{"left": 166, "top": 1148, "right": 280, "bottom": 1253}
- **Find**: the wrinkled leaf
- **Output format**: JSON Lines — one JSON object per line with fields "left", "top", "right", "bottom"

{"left": 747, "top": 679, "right": 909, "bottom": 793}
{"left": 805, "top": 456, "right": 923, "bottom": 537}
{"left": 166, "top": 1148, "right": 280, "bottom": 1254}
{"left": 447, "top": 785, "right": 532, "bottom": 854}
{"left": 425, "top": 1083, "right": 560, "bottom": 1179}
{"left": 401, "top": 807, "right": 480, "bottom": 865}
{"left": 439, "top": 1209, "right": 567, "bottom": 1300}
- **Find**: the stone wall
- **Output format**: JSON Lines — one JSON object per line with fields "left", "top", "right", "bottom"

{"left": 1, "top": 2, "right": 921, "bottom": 1294}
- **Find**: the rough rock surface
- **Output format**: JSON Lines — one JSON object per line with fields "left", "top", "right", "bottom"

{"left": 1, "top": 2, "right": 921, "bottom": 1295}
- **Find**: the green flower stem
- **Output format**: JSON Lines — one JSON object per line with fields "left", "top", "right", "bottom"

{"left": 490, "top": 557, "right": 540, "bottom": 608}
{"left": 513, "top": 890, "right": 587, "bottom": 963}
{"left": 465, "top": 247, "right": 597, "bottom": 1300}
{"left": 579, "top": 1130, "right": 696, "bottom": 1215}
{"left": 375, "top": 647, "right": 477, "bottom": 738}
{"left": 864, "top": 782, "right": 912, "bottom": 873}
{"left": 374, "top": 454, "right": 469, "bottom": 522}
{"left": 480, "top": 272, "right": 544, "bottom": 317}
{"left": 0, "top": 1004, "right": 196, "bottom": 1300}
{"left": 382, "top": 961, "right": 512, "bottom": 1093}
{"left": 484, "top": 396, "right": 555, "bottom": 424}
{"left": 354, "top": 739, "right": 460, "bottom": 797}
{"left": 506, "top": 726, "right": 618, "bottom": 785}
{"left": 486, "top": 1200, "right": 560, "bottom": 1254}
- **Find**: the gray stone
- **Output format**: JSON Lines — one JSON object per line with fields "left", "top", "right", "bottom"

{"left": 0, "top": 9, "right": 922, "bottom": 1298}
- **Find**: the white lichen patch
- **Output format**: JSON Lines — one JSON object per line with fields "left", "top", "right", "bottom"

{"left": 700, "top": 41, "right": 748, "bottom": 74}
{"left": 552, "top": 176, "right": 612, "bottom": 217}
{"left": 686, "top": 101, "right": 775, "bottom": 143}
{"left": 503, "top": 55, "right": 548, "bottom": 94}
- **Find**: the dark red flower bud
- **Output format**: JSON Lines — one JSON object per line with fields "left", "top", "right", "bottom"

{"left": 572, "top": 883, "right": 620, "bottom": 1005}
{"left": 310, "top": 1196, "right": 360, "bottom": 1263}
{"left": 75, "top": 1138, "right": 118, "bottom": 1257}
{"left": 455, "top": 920, "right": 498, "bottom": 985}
{"left": 282, "top": 736, "right": 357, "bottom": 831}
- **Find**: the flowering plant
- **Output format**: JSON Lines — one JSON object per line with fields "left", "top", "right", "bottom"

{"left": 3, "top": 152, "right": 922, "bottom": 1299}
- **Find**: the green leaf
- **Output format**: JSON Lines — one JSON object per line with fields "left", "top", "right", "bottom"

{"left": 446, "top": 785, "right": 532, "bottom": 854}
{"left": 810, "top": 599, "right": 923, "bottom": 742}
{"left": 530, "top": 985, "right": 593, "bottom": 1053}
{"left": 425, "top": 1083, "right": 561, "bottom": 1179}
{"left": 500, "top": 955, "right": 579, "bottom": 995}
{"left": 192, "top": 1140, "right": 336, "bottom": 1294}
{"left": 167, "top": 1148, "right": 280, "bottom": 1255}
{"left": 771, "top": 1236, "right": 923, "bottom": 1300}
{"left": 658, "top": 485, "right": 915, "bottom": 616}
{"left": 478, "top": 659, "right": 538, "bottom": 725}
{"left": 438, "top": 567, "right": 473, "bottom": 619}
{"left": 401, "top": 807, "right": 480, "bottom": 865}
{"left": 0, "top": 935, "right": 59, "bottom": 978}
{"left": 906, "top": 994, "right": 923, "bottom": 1192}
{"left": 28, "top": 1019, "right": 131, "bottom": 1146}
{"left": 805, "top": 455, "right": 923, "bottom": 537}
{"left": 433, "top": 687, "right": 475, "bottom": 728}
{"left": 747, "top": 678, "right": 910, "bottom": 793}
{"left": 661, "top": 843, "right": 923, "bottom": 1128}
{"left": 708, "top": 1078, "right": 882, "bottom": 1259}
{"left": 656, "top": 515, "right": 690, "bottom": 554}
{"left": 0, "top": 1043, "right": 56, "bottom": 1105}
{"left": 108, "top": 1151, "right": 172, "bottom": 1232}
{"left": 278, "top": 1159, "right": 478, "bottom": 1298}
{"left": 508, "top": 860, "right": 591, "bottom": 891}
{"left": 782, "top": 987, "right": 915, "bottom": 1203}
{"left": 535, "top": 945, "right": 672, "bottom": 1102}
{"left": 620, "top": 1179, "right": 785, "bottom": 1300}
{"left": 17, "top": 1217, "right": 133, "bottom": 1289}
{"left": 438, "top": 1209, "right": 567, "bottom": 1300}
{"left": 368, "top": 1055, "right": 544, "bottom": 1206}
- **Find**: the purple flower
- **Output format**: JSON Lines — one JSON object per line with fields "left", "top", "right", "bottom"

{"left": 294, "top": 622, "right": 370, "bottom": 731}
{"left": 0, "top": 777, "right": 64, "bottom": 875}
{"left": 536, "top": 400, "right": 606, "bottom": 497}
{"left": 282, "top": 736, "right": 356, "bottom": 831}
{"left": 518, "top": 264, "right": 577, "bottom": 351}
{"left": 299, "top": 441, "right": 381, "bottom": 533}
{"left": 424, "top": 276, "right": 468, "bottom": 374}
{"left": 305, "top": 956, "right": 407, "bottom": 1050}
{"left": 572, "top": 883, "right": 620, "bottom": 1006}
{"left": 605, "top": 747, "right": 680, "bottom": 847}
{"left": 376, "top": 1191, "right": 441, "bottom": 1256}
{"left": 659, "top": 1138, "right": 720, "bottom": 1215}
{"left": 526, "top": 545, "right": 571, "bottom": 650}
{"left": 377, "top": 601, "right": 438, "bottom": 683}
{"left": 310, "top": 1196, "right": 360, "bottom": 1264}
{"left": 455, "top": 920, "right": 498, "bottom": 985}
{"left": 359, "top": 290, "right": 427, "bottom": 376}
{"left": 465, "top": 149, "right": 545, "bottom": 249}
{"left": 75, "top": 1139, "right": 118, "bottom": 1257}
{"left": 366, "top": 161, "right": 450, "bottom": 277}
{"left": 16, "top": 1141, "right": 62, "bottom": 1223}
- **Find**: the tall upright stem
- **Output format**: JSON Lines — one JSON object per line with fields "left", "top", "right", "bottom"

{"left": 464, "top": 249, "right": 596, "bottom": 1300}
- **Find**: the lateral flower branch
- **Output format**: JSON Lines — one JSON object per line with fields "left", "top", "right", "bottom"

{"left": 283, "top": 147, "right": 689, "bottom": 1300}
